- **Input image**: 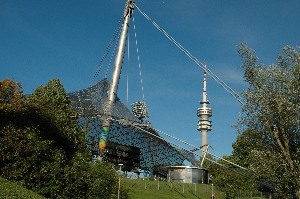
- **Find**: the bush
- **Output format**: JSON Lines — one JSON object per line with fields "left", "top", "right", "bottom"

{"left": 0, "top": 78, "right": 129, "bottom": 198}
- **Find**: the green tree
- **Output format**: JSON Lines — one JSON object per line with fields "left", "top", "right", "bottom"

{"left": 0, "top": 79, "right": 81, "bottom": 196}
{"left": 237, "top": 44, "right": 300, "bottom": 198}
{"left": 0, "top": 78, "right": 128, "bottom": 198}
{"left": 208, "top": 155, "right": 257, "bottom": 199}
{"left": 0, "top": 78, "right": 24, "bottom": 110}
{"left": 63, "top": 153, "right": 127, "bottom": 199}
{"left": 232, "top": 130, "right": 264, "bottom": 168}
{"left": 26, "top": 78, "right": 85, "bottom": 149}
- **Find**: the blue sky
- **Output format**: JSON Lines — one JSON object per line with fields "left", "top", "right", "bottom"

{"left": 1, "top": 0, "right": 299, "bottom": 158}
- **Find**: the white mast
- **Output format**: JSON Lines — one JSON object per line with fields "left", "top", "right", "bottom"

{"left": 197, "top": 65, "right": 212, "bottom": 157}
{"left": 98, "top": 0, "right": 135, "bottom": 160}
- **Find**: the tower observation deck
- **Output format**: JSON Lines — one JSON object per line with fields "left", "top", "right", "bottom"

{"left": 197, "top": 65, "right": 212, "bottom": 156}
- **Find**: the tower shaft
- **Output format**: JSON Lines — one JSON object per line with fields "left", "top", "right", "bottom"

{"left": 197, "top": 65, "right": 212, "bottom": 157}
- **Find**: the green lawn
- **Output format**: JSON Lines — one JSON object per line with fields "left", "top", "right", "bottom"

{"left": 123, "top": 178, "right": 266, "bottom": 199}
{"left": 0, "top": 176, "right": 267, "bottom": 199}
{"left": 0, "top": 177, "right": 45, "bottom": 199}
{"left": 124, "top": 178, "right": 223, "bottom": 199}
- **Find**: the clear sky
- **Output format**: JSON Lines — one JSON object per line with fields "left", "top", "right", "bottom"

{"left": 1, "top": 0, "right": 299, "bottom": 158}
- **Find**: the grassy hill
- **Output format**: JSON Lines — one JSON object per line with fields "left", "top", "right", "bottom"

{"left": 123, "top": 178, "right": 265, "bottom": 199}
{"left": 0, "top": 177, "right": 45, "bottom": 199}
{"left": 124, "top": 178, "right": 221, "bottom": 199}
{"left": 0, "top": 176, "right": 266, "bottom": 199}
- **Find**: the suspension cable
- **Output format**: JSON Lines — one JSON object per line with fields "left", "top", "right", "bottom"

{"left": 87, "top": 110, "right": 248, "bottom": 171}
{"left": 105, "top": 27, "right": 122, "bottom": 78}
{"left": 153, "top": 127, "right": 248, "bottom": 171}
{"left": 132, "top": 15, "right": 146, "bottom": 102}
{"left": 134, "top": 4, "right": 245, "bottom": 105}
{"left": 113, "top": 119, "right": 272, "bottom": 190}
{"left": 92, "top": 16, "right": 123, "bottom": 85}
{"left": 127, "top": 30, "right": 130, "bottom": 104}
{"left": 84, "top": 110, "right": 246, "bottom": 172}
{"left": 127, "top": 122, "right": 249, "bottom": 172}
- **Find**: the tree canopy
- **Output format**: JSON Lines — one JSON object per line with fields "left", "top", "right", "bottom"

{"left": 236, "top": 44, "right": 300, "bottom": 198}
{"left": 0, "top": 78, "right": 127, "bottom": 198}
{"left": 207, "top": 45, "right": 300, "bottom": 199}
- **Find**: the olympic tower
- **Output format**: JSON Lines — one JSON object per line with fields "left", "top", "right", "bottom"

{"left": 197, "top": 65, "right": 212, "bottom": 156}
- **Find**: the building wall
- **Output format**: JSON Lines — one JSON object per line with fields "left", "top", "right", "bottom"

{"left": 168, "top": 166, "right": 209, "bottom": 184}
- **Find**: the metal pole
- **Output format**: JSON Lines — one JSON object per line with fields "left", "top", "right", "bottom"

{"left": 200, "top": 145, "right": 209, "bottom": 167}
{"left": 118, "top": 177, "right": 121, "bottom": 199}
{"left": 98, "top": 0, "right": 135, "bottom": 160}
{"left": 117, "top": 164, "right": 123, "bottom": 199}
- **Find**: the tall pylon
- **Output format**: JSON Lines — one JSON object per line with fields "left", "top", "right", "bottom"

{"left": 98, "top": 0, "right": 135, "bottom": 160}
{"left": 197, "top": 64, "right": 212, "bottom": 157}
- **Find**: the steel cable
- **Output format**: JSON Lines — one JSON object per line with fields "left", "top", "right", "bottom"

{"left": 134, "top": 4, "right": 245, "bottom": 105}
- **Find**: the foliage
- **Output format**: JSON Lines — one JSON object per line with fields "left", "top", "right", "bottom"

{"left": 236, "top": 44, "right": 300, "bottom": 198}
{"left": 63, "top": 154, "right": 127, "bottom": 199}
{"left": 86, "top": 162, "right": 119, "bottom": 199}
{"left": 0, "top": 78, "right": 24, "bottom": 110}
{"left": 0, "top": 177, "right": 46, "bottom": 199}
{"left": 0, "top": 78, "right": 128, "bottom": 198}
{"left": 232, "top": 130, "right": 264, "bottom": 168}
{"left": 26, "top": 79, "right": 85, "bottom": 149}
{"left": 207, "top": 155, "right": 258, "bottom": 199}
{"left": 0, "top": 79, "right": 82, "bottom": 196}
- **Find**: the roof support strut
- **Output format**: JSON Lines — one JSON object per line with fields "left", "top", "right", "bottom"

{"left": 98, "top": 0, "right": 135, "bottom": 160}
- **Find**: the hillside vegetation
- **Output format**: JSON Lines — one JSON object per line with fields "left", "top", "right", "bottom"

{"left": 0, "top": 79, "right": 124, "bottom": 199}
{"left": 0, "top": 176, "right": 267, "bottom": 199}
{"left": 0, "top": 177, "right": 45, "bottom": 199}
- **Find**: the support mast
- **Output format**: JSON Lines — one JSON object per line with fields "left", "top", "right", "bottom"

{"left": 98, "top": 0, "right": 135, "bottom": 160}
{"left": 197, "top": 65, "right": 212, "bottom": 157}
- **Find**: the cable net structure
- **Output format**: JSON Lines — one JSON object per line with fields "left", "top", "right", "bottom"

{"left": 65, "top": 1, "right": 274, "bottom": 190}
{"left": 68, "top": 78, "right": 186, "bottom": 172}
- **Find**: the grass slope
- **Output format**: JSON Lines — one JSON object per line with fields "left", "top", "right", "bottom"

{"left": 124, "top": 178, "right": 223, "bottom": 199}
{"left": 0, "top": 176, "right": 266, "bottom": 199}
{"left": 0, "top": 177, "right": 45, "bottom": 199}
{"left": 123, "top": 178, "right": 265, "bottom": 199}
